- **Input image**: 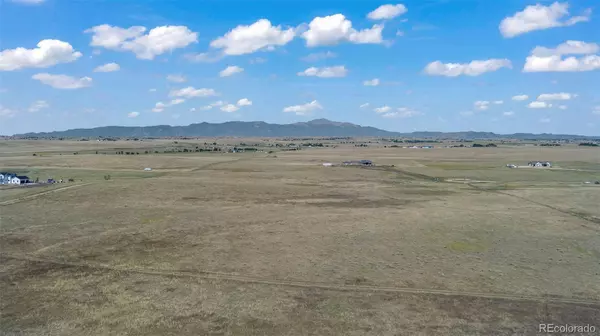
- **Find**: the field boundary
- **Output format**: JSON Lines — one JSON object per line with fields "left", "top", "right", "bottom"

{"left": 2, "top": 253, "right": 599, "bottom": 306}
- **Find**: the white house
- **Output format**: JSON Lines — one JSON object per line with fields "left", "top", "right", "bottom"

{"left": 9, "top": 176, "right": 30, "bottom": 185}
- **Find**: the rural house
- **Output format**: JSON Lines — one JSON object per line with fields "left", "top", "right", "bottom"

{"left": 11, "top": 176, "right": 31, "bottom": 185}
{"left": 0, "top": 172, "right": 17, "bottom": 185}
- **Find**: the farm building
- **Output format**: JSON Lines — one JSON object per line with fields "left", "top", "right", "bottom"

{"left": 13, "top": 176, "right": 31, "bottom": 184}
{"left": 1, "top": 172, "right": 18, "bottom": 184}
{"left": 343, "top": 160, "right": 373, "bottom": 166}
{"left": 528, "top": 161, "right": 552, "bottom": 167}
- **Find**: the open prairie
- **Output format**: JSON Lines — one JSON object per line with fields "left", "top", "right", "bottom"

{"left": 1, "top": 140, "right": 600, "bottom": 335}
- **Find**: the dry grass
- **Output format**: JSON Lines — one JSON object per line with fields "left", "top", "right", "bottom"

{"left": 1, "top": 141, "right": 599, "bottom": 335}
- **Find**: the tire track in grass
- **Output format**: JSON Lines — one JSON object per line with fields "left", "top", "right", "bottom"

{"left": 0, "top": 183, "right": 93, "bottom": 206}
{"left": 2, "top": 253, "right": 599, "bottom": 307}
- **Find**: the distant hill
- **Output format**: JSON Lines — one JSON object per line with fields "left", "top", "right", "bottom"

{"left": 12, "top": 119, "right": 598, "bottom": 140}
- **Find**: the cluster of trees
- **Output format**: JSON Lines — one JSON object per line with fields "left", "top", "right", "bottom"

{"left": 539, "top": 143, "right": 561, "bottom": 146}
{"left": 472, "top": 143, "right": 497, "bottom": 147}
{"left": 579, "top": 142, "right": 599, "bottom": 147}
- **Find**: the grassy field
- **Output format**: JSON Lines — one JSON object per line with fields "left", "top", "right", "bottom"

{"left": 1, "top": 140, "right": 599, "bottom": 335}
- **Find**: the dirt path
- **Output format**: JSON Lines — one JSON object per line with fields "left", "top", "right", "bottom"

{"left": 0, "top": 183, "right": 92, "bottom": 206}
{"left": 2, "top": 253, "right": 598, "bottom": 306}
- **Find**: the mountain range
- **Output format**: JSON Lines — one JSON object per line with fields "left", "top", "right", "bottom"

{"left": 11, "top": 119, "right": 598, "bottom": 140}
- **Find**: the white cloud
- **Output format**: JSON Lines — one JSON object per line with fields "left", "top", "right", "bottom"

{"left": 523, "top": 54, "right": 600, "bottom": 72}
{"left": 503, "top": 111, "right": 515, "bottom": 116}
{"left": 528, "top": 101, "right": 552, "bottom": 109}
{"left": 396, "top": 30, "right": 405, "bottom": 37}
{"left": 32, "top": 73, "right": 92, "bottom": 89}
{"left": 199, "top": 105, "right": 213, "bottom": 111}
{"left": 368, "top": 4, "right": 408, "bottom": 20}
{"left": 183, "top": 52, "right": 223, "bottom": 63}
{"left": 301, "top": 51, "right": 337, "bottom": 62}
{"left": 152, "top": 102, "right": 167, "bottom": 112}
{"left": 169, "top": 86, "right": 217, "bottom": 98}
{"left": 93, "top": 62, "right": 120, "bottom": 72}
{"left": 474, "top": 101, "right": 490, "bottom": 111}
{"left": 169, "top": 98, "right": 185, "bottom": 105}
{"left": 28, "top": 100, "right": 49, "bottom": 112}
{"left": 302, "top": 14, "right": 383, "bottom": 47}
{"left": 360, "top": 103, "right": 370, "bottom": 108}
{"left": 0, "top": 39, "right": 82, "bottom": 71}
{"left": 249, "top": 57, "right": 267, "bottom": 64}
{"left": 512, "top": 94, "right": 529, "bottom": 101}
{"left": 424, "top": 59, "right": 511, "bottom": 77}
{"left": 9, "top": 0, "right": 46, "bottom": 4}
{"left": 85, "top": 24, "right": 198, "bottom": 60}
{"left": 237, "top": 98, "right": 252, "bottom": 106}
{"left": 558, "top": 105, "right": 568, "bottom": 110}
{"left": 210, "top": 19, "right": 295, "bottom": 55}
{"left": 167, "top": 74, "right": 186, "bottom": 83}
{"left": 499, "top": 2, "right": 591, "bottom": 38}
{"left": 283, "top": 100, "right": 323, "bottom": 115}
{"left": 532, "top": 40, "right": 599, "bottom": 57}
{"left": 593, "top": 106, "right": 600, "bottom": 115}
{"left": 374, "top": 105, "right": 392, "bottom": 113}
{"left": 394, "top": 107, "right": 422, "bottom": 118}
{"left": 210, "top": 100, "right": 225, "bottom": 107}
{"left": 297, "top": 65, "right": 347, "bottom": 78}
{"left": 149, "top": 88, "right": 157, "bottom": 92}
{"left": 219, "top": 65, "right": 244, "bottom": 77}
{"left": 128, "top": 111, "right": 139, "bottom": 118}
{"left": 363, "top": 78, "right": 380, "bottom": 86}
{"left": 493, "top": 100, "right": 504, "bottom": 105}
{"left": 537, "top": 92, "right": 576, "bottom": 101}
{"left": 220, "top": 104, "right": 239, "bottom": 113}
{"left": 0, "top": 105, "right": 16, "bottom": 118}
{"left": 540, "top": 118, "right": 551, "bottom": 123}
{"left": 189, "top": 108, "right": 196, "bottom": 112}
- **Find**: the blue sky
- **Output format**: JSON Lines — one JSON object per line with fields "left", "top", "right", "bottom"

{"left": 0, "top": 0, "right": 599, "bottom": 135}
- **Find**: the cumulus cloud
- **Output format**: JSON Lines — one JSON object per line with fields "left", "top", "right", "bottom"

{"left": 210, "top": 19, "right": 295, "bottom": 55}
{"left": 219, "top": 65, "right": 244, "bottom": 77}
{"left": 301, "top": 51, "right": 337, "bottom": 62}
{"left": 532, "top": 40, "right": 599, "bottom": 57}
{"left": 360, "top": 103, "right": 370, "bottom": 108}
{"left": 424, "top": 59, "right": 511, "bottom": 76}
{"left": 493, "top": 100, "right": 504, "bottom": 105}
{"left": 524, "top": 54, "right": 600, "bottom": 72}
{"left": 28, "top": 100, "right": 49, "bottom": 112}
{"left": 528, "top": 101, "right": 552, "bottom": 109}
{"left": 128, "top": 111, "right": 139, "bottom": 118}
{"left": 152, "top": 102, "right": 167, "bottom": 112}
{"left": 558, "top": 105, "right": 568, "bottom": 110}
{"left": 394, "top": 107, "right": 422, "bottom": 118}
{"left": 169, "top": 98, "right": 185, "bottom": 105}
{"left": 297, "top": 65, "right": 347, "bottom": 78}
{"left": 512, "top": 94, "right": 529, "bottom": 101}
{"left": 32, "top": 73, "right": 92, "bottom": 89}
{"left": 84, "top": 24, "right": 198, "bottom": 60}
{"left": 169, "top": 86, "right": 217, "bottom": 98}
{"left": 374, "top": 106, "right": 392, "bottom": 113}
{"left": 149, "top": 88, "right": 157, "bottom": 92}
{"left": 93, "top": 62, "right": 120, "bottom": 72}
{"left": 537, "top": 92, "right": 576, "bottom": 101}
{"left": 363, "top": 78, "right": 380, "bottom": 86}
{"left": 167, "top": 74, "right": 186, "bottom": 83}
{"left": 368, "top": 4, "right": 408, "bottom": 20}
{"left": 524, "top": 40, "right": 600, "bottom": 72}
{"left": 183, "top": 52, "right": 223, "bottom": 63}
{"left": 283, "top": 100, "right": 323, "bottom": 115}
{"left": 503, "top": 111, "right": 515, "bottom": 116}
{"left": 198, "top": 101, "right": 225, "bottom": 111}
{"left": 301, "top": 14, "right": 383, "bottom": 47}
{"left": 540, "top": 118, "right": 551, "bottom": 123}
{"left": 220, "top": 104, "right": 239, "bottom": 113}
{"left": 237, "top": 98, "right": 252, "bottom": 106}
{"left": 474, "top": 101, "right": 490, "bottom": 111}
{"left": 0, "top": 105, "right": 16, "bottom": 118}
{"left": 499, "top": 2, "right": 591, "bottom": 38}
{"left": 0, "top": 39, "right": 82, "bottom": 71}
